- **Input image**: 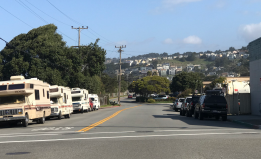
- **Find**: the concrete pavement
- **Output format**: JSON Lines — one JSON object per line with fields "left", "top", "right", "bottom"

{"left": 0, "top": 98, "right": 261, "bottom": 159}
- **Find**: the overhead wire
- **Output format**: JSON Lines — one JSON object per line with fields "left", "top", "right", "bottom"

{"left": 15, "top": 0, "right": 77, "bottom": 43}
{"left": 0, "top": 5, "right": 33, "bottom": 28}
{"left": 45, "top": 0, "right": 115, "bottom": 44}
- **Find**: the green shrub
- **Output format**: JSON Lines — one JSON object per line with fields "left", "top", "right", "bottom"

{"left": 147, "top": 99, "right": 155, "bottom": 103}
{"left": 177, "top": 89, "right": 192, "bottom": 98}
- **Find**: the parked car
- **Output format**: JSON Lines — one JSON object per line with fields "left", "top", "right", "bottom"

{"left": 173, "top": 98, "right": 184, "bottom": 111}
{"left": 180, "top": 97, "right": 192, "bottom": 116}
{"left": 186, "top": 95, "right": 201, "bottom": 117}
{"left": 172, "top": 99, "right": 178, "bottom": 110}
{"left": 128, "top": 95, "right": 133, "bottom": 98}
{"left": 154, "top": 95, "right": 168, "bottom": 100}
{"left": 194, "top": 90, "right": 227, "bottom": 121}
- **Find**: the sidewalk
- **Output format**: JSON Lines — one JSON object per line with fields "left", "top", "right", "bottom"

{"left": 228, "top": 115, "right": 261, "bottom": 129}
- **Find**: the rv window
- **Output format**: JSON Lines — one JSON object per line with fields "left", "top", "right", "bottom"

{"left": 71, "top": 91, "right": 81, "bottom": 94}
{"left": 30, "top": 84, "right": 34, "bottom": 89}
{"left": 47, "top": 91, "right": 49, "bottom": 99}
{"left": 91, "top": 98, "right": 95, "bottom": 101}
{"left": 72, "top": 97, "right": 81, "bottom": 102}
{"left": 64, "top": 93, "right": 67, "bottom": 104}
{"left": 50, "top": 88, "right": 58, "bottom": 93}
{"left": 50, "top": 98, "right": 58, "bottom": 104}
{"left": 0, "top": 85, "right": 7, "bottom": 91}
{"left": 9, "top": 84, "right": 25, "bottom": 90}
{"left": 0, "top": 95, "right": 25, "bottom": 104}
{"left": 35, "top": 90, "right": 40, "bottom": 100}
{"left": 43, "top": 89, "right": 45, "bottom": 97}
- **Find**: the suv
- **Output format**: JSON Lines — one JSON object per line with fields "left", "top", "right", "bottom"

{"left": 180, "top": 97, "right": 192, "bottom": 116}
{"left": 194, "top": 90, "right": 227, "bottom": 121}
{"left": 186, "top": 95, "right": 201, "bottom": 117}
{"left": 174, "top": 98, "right": 184, "bottom": 111}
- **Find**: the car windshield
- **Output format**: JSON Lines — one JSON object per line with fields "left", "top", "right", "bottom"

{"left": 186, "top": 98, "right": 192, "bottom": 103}
{"left": 72, "top": 97, "right": 81, "bottom": 102}
{"left": 50, "top": 98, "right": 59, "bottom": 104}
{"left": 179, "top": 99, "right": 184, "bottom": 102}
{"left": 0, "top": 95, "right": 25, "bottom": 105}
{"left": 158, "top": 95, "right": 166, "bottom": 97}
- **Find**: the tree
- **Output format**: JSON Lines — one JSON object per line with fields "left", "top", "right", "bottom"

{"left": 152, "top": 71, "right": 158, "bottom": 76}
{"left": 128, "top": 76, "right": 170, "bottom": 97}
{"left": 186, "top": 53, "right": 196, "bottom": 61}
{"left": 229, "top": 47, "right": 236, "bottom": 51}
{"left": 210, "top": 77, "right": 226, "bottom": 89}
{"left": 152, "top": 60, "right": 158, "bottom": 69}
{"left": 170, "top": 72, "right": 203, "bottom": 92}
{"left": 179, "top": 57, "right": 186, "bottom": 62}
{"left": 147, "top": 71, "right": 152, "bottom": 76}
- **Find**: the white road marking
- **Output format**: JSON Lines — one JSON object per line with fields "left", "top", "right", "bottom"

{"left": 80, "top": 131, "right": 136, "bottom": 134}
{"left": 31, "top": 127, "right": 74, "bottom": 131}
{"left": 0, "top": 132, "right": 258, "bottom": 144}
{"left": 0, "top": 134, "right": 59, "bottom": 138}
{"left": 0, "top": 131, "right": 77, "bottom": 136}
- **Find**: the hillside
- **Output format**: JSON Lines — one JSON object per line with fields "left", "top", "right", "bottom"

{"left": 158, "top": 58, "right": 213, "bottom": 69}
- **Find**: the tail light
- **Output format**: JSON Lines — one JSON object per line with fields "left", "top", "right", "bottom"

{"left": 202, "top": 103, "right": 205, "bottom": 108}
{"left": 191, "top": 102, "right": 193, "bottom": 106}
{"left": 185, "top": 103, "right": 187, "bottom": 107}
{"left": 226, "top": 104, "right": 228, "bottom": 109}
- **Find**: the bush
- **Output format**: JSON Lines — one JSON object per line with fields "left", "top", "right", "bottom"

{"left": 147, "top": 99, "right": 155, "bottom": 103}
{"left": 177, "top": 89, "right": 192, "bottom": 98}
{"left": 136, "top": 96, "right": 147, "bottom": 102}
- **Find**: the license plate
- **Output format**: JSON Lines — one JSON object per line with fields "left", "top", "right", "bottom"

{"left": 213, "top": 110, "right": 221, "bottom": 113}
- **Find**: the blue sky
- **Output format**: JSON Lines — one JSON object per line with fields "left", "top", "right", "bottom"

{"left": 1, "top": 0, "right": 261, "bottom": 58}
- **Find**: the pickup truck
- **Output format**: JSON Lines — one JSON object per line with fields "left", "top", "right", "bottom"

{"left": 186, "top": 95, "right": 200, "bottom": 117}
{"left": 194, "top": 91, "right": 227, "bottom": 121}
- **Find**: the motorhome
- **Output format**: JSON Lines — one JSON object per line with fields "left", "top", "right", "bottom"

{"left": 71, "top": 88, "right": 90, "bottom": 113}
{"left": 49, "top": 85, "right": 73, "bottom": 119}
{"left": 0, "top": 76, "right": 51, "bottom": 127}
{"left": 89, "top": 94, "right": 100, "bottom": 110}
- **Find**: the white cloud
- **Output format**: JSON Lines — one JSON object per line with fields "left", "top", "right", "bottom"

{"left": 183, "top": 36, "right": 202, "bottom": 44}
{"left": 163, "top": 38, "right": 174, "bottom": 44}
{"left": 239, "top": 22, "right": 261, "bottom": 42}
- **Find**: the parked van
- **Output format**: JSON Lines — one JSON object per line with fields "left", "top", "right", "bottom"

{"left": 0, "top": 76, "right": 51, "bottom": 127}
{"left": 49, "top": 85, "right": 72, "bottom": 119}
{"left": 71, "top": 88, "right": 90, "bottom": 113}
{"left": 89, "top": 94, "right": 100, "bottom": 110}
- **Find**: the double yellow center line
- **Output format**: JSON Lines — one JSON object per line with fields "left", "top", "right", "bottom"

{"left": 78, "top": 105, "right": 141, "bottom": 132}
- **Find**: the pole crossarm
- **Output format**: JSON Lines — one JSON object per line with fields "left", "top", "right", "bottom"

{"left": 71, "top": 26, "right": 88, "bottom": 47}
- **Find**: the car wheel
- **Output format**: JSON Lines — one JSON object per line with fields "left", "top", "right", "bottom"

{"left": 22, "top": 113, "right": 29, "bottom": 127}
{"left": 39, "top": 112, "right": 45, "bottom": 124}
{"left": 222, "top": 115, "right": 227, "bottom": 121}
{"left": 194, "top": 110, "right": 198, "bottom": 119}
{"left": 81, "top": 107, "right": 84, "bottom": 114}
{"left": 58, "top": 111, "right": 62, "bottom": 120}
{"left": 186, "top": 110, "right": 189, "bottom": 117}
{"left": 199, "top": 111, "right": 204, "bottom": 120}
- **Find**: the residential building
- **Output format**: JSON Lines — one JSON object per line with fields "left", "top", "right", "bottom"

{"left": 228, "top": 54, "right": 236, "bottom": 60}
{"left": 158, "top": 69, "right": 167, "bottom": 76}
{"left": 208, "top": 72, "right": 217, "bottom": 76}
{"left": 168, "top": 56, "right": 173, "bottom": 59}
{"left": 162, "top": 57, "right": 168, "bottom": 60}
{"left": 168, "top": 68, "right": 176, "bottom": 75}
{"left": 243, "top": 54, "right": 249, "bottom": 59}
{"left": 163, "top": 65, "right": 169, "bottom": 69}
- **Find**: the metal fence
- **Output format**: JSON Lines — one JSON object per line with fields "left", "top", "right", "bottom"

{"left": 225, "top": 93, "right": 251, "bottom": 115}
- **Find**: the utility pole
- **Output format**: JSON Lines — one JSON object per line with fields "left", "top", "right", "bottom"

{"left": 71, "top": 26, "right": 88, "bottom": 47}
{"left": 115, "top": 45, "right": 126, "bottom": 105}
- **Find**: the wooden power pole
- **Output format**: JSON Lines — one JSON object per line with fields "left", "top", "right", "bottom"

{"left": 115, "top": 45, "right": 126, "bottom": 105}
{"left": 71, "top": 26, "right": 88, "bottom": 47}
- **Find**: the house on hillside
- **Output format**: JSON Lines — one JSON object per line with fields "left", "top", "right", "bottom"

{"left": 162, "top": 57, "right": 168, "bottom": 60}
{"left": 168, "top": 56, "right": 173, "bottom": 60}
{"left": 208, "top": 72, "right": 216, "bottom": 76}
{"left": 187, "top": 63, "right": 194, "bottom": 72}
{"left": 158, "top": 69, "right": 167, "bottom": 76}
{"left": 179, "top": 55, "right": 183, "bottom": 58}
{"left": 168, "top": 68, "right": 176, "bottom": 75}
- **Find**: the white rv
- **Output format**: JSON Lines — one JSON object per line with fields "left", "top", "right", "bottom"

{"left": 0, "top": 76, "right": 51, "bottom": 127}
{"left": 49, "top": 85, "right": 73, "bottom": 119}
{"left": 89, "top": 94, "right": 100, "bottom": 110}
{"left": 71, "top": 88, "right": 90, "bottom": 113}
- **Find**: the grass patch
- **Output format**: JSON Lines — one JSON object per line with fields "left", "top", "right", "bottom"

{"left": 159, "top": 58, "right": 213, "bottom": 69}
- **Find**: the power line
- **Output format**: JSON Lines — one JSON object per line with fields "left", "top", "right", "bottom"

{"left": 25, "top": 0, "right": 71, "bottom": 26}
{"left": 15, "top": 1, "right": 77, "bottom": 43}
{"left": 46, "top": 0, "right": 82, "bottom": 26}
{"left": 46, "top": 0, "right": 114, "bottom": 44}
{"left": 0, "top": 5, "right": 33, "bottom": 28}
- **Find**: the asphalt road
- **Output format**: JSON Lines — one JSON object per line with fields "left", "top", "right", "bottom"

{"left": 1, "top": 98, "right": 261, "bottom": 159}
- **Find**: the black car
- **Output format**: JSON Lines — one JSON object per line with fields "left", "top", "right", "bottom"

{"left": 186, "top": 95, "right": 200, "bottom": 117}
{"left": 194, "top": 90, "right": 227, "bottom": 121}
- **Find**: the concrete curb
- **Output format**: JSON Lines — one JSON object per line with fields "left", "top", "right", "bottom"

{"left": 227, "top": 119, "right": 261, "bottom": 129}
{"left": 99, "top": 106, "right": 121, "bottom": 109}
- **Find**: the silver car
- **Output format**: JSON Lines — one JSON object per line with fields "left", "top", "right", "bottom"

{"left": 174, "top": 98, "right": 185, "bottom": 112}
